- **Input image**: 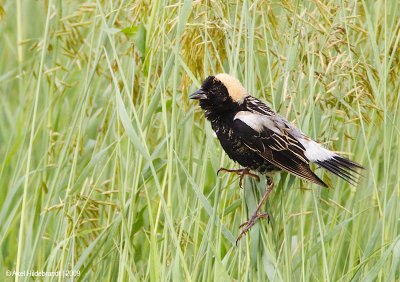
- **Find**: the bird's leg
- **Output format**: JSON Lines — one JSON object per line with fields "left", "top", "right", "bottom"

{"left": 217, "top": 167, "right": 260, "bottom": 188}
{"left": 236, "top": 177, "right": 274, "bottom": 245}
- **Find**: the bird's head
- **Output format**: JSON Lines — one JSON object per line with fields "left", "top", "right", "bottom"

{"left": 189, "top": 73, "right": 248, "bottom": 113}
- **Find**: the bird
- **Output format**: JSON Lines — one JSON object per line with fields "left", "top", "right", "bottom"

{"left": 189, "top": 73, "right": 364, "bottom": 244}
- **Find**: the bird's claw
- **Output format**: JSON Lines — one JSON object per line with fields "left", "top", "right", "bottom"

{"left": 236, "top": 212, "right": 270, "bottom": 245}
{"left": 216, "top": 168, "right": 225, "bottom": 176}
{"left": 217, "top": 167, "right": 260, "bottom": 188}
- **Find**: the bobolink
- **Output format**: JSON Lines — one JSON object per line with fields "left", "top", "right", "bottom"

{"left": 190, "top": 73, "right": 363, "bottom": 243}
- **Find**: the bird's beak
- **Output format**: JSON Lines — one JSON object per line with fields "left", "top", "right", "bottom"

{"left": 189, "top": 89, "right": 207, "bottom": 100}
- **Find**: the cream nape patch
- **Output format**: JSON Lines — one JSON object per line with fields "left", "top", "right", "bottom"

{"left": 215, "top": 73, "right": 248, "bottom": 103}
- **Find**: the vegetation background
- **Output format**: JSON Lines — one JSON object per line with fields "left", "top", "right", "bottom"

{"left": 0, "top": 0, "right": 399, "bottom": 281}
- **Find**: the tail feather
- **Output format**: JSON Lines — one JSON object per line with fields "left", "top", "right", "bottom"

{"left": 315, "top": 155, "right": 364, "bottom": 186}
{"left": 331, "top": 155, "right": 364, "bottom": 171}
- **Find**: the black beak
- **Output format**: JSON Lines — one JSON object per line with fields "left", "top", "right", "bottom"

{"left": 189, "top": 89, "right": 207, "bottom": 100}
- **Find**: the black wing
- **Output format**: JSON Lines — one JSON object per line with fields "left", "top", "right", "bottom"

{"left": 239, "top": 96, "right": 364, "bottom": 186}
{"left": 233, "top": 112, "right": 328, "bottom": 187}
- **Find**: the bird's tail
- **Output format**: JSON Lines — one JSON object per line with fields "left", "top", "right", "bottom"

{"left": 315, "top": 155, "right": 364, "bottom": 186}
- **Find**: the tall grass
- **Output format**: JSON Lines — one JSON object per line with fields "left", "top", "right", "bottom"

{"left": 0, "top": 0, "right": 399, "bottom": 281}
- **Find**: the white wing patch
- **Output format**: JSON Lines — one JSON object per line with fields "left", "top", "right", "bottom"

{"left": 299, "top": 138, "right": 335, "bottom": 161}
{"left": 234, "top": 111, "right": 280, "bottom": 133}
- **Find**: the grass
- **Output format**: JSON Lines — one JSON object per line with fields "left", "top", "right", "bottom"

{"left": 0, "top": 0, "right": 399, "bottom": 281}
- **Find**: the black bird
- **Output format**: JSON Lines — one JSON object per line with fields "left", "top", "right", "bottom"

{"left": 190, "top": 73, "right": 363, "bottom": 243}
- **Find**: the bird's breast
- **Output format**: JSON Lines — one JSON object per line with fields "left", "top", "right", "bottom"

{"left": 210, "top": 119, "right": 242, "bottom": 150}
{"left": 209, "top": 117, "right": 278, "bottom": 174}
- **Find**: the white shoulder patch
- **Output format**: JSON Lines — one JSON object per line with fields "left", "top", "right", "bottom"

{"left": 298, "top": 139, "right": 335, "bottom": 161}
{"left": 234, "top": 111, "right": 280, "bottom": 133}
{"left": 215, "top": 73, "right": 248, "bottom": 103}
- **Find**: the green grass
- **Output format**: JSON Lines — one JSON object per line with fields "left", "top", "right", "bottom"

{"left": 1, "top": 0, "right": 399, "bottom": 281}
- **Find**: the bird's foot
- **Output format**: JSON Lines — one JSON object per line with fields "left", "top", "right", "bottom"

{"left": 236, "top": 212, "right": 270, "bottom": 245}
{"left": 217, "top": 167, "right": 260, "bottom": 188}
{"left": 235, "top": 178, "right": 274, "bottom": 245}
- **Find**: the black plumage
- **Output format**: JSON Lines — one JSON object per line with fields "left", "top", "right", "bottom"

{"left": 190, "top": 73, "right": 364, "bottom": 243}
